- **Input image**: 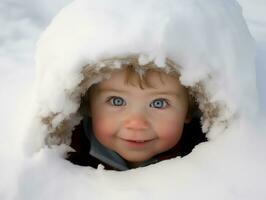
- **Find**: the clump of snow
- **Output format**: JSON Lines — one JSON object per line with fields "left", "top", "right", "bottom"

{"left": 1, "top": 0, "right": 266, "bottom": 199}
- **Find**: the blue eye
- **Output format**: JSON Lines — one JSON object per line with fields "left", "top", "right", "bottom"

{"left": 150, "top": 99, "right": 168, "bottom": 109}
{"left": 109, "top": 96, "right": 126, "bottom": 106}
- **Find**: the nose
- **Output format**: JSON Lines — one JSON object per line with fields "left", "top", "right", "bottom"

{"left": 124, "top": 113, "right": 149, "bottom": 130}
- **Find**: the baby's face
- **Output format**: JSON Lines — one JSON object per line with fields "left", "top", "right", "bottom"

{"left": 89, "top": 69, "right": 189, "bottom": 167}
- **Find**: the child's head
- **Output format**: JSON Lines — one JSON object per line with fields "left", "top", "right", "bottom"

{"left": 82, "top": 62, "right": 192, "bottom": 167}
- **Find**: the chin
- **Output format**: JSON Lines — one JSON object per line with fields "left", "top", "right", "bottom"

{"left": 121, "top": 154, "right": 153, "bottom": 163}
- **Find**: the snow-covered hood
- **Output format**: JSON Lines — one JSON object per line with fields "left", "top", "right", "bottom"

{"left": 14, "top": 0, "right": 266, "bottom": 199}
{"left": 26, "top": 0, "right": 259, "bottom": 153}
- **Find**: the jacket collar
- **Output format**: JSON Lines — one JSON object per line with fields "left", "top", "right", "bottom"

{"left": 83, "top": 117, "right": 129, "bottom": 170}
{"left": 83, "top": 117, "right": 159, "bottom": 170}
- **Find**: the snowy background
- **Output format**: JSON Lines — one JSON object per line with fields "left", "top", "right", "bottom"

{"left": 0, "top": 0, "right": 266, "bottom": 199}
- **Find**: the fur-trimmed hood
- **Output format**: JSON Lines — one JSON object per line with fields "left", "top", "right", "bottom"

{"left": 25, "top": 0, "right": 258, "bottom": 155}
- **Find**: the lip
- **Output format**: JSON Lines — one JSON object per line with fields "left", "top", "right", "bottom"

{"left": 124, "top": 139, "right": 153, "bottom": 143}
{"left": 120, "top": 138, "right": 155, "bottom": 148}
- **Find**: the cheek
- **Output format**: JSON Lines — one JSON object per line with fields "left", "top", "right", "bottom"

{"left": 159, "top": 123, "right": 183, "bottom": 139}
{"left": 156, "top": 118, "right": 185, "bottom": 146}
{"left": 92, "top": 115, "right": 116, "bottom": 143}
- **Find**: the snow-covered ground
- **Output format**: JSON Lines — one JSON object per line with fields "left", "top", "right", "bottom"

{"left": 0, "top": 0, "right": 266, "bottom": 199}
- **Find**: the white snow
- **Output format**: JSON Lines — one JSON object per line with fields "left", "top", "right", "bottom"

{"left": 0, "top": 0, "right": 266, "bottom": 200}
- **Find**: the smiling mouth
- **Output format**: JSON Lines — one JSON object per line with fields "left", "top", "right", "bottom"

{"left": 120, "top": 138, "right": 155, "bottom": 148}
{"left": 123, "top": 139, "right": 154, "bottom": 143}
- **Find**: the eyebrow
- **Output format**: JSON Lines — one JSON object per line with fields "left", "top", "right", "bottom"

{"left": 97, "top": 88, "right": 128, "bottom": 94}
{"left": 98, "top": 87, "right": 182, "bottom": 97}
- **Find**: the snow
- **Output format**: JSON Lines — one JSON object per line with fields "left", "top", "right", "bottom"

{"left": 237, "top": 0, "right": 266, "bottom": 111}
{"left": 0, "top": 0, "right": 266, "bottom": 200}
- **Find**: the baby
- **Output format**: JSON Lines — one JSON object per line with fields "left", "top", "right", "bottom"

{"left": 68, "top": 60, "right": 205, "bottom": 170}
